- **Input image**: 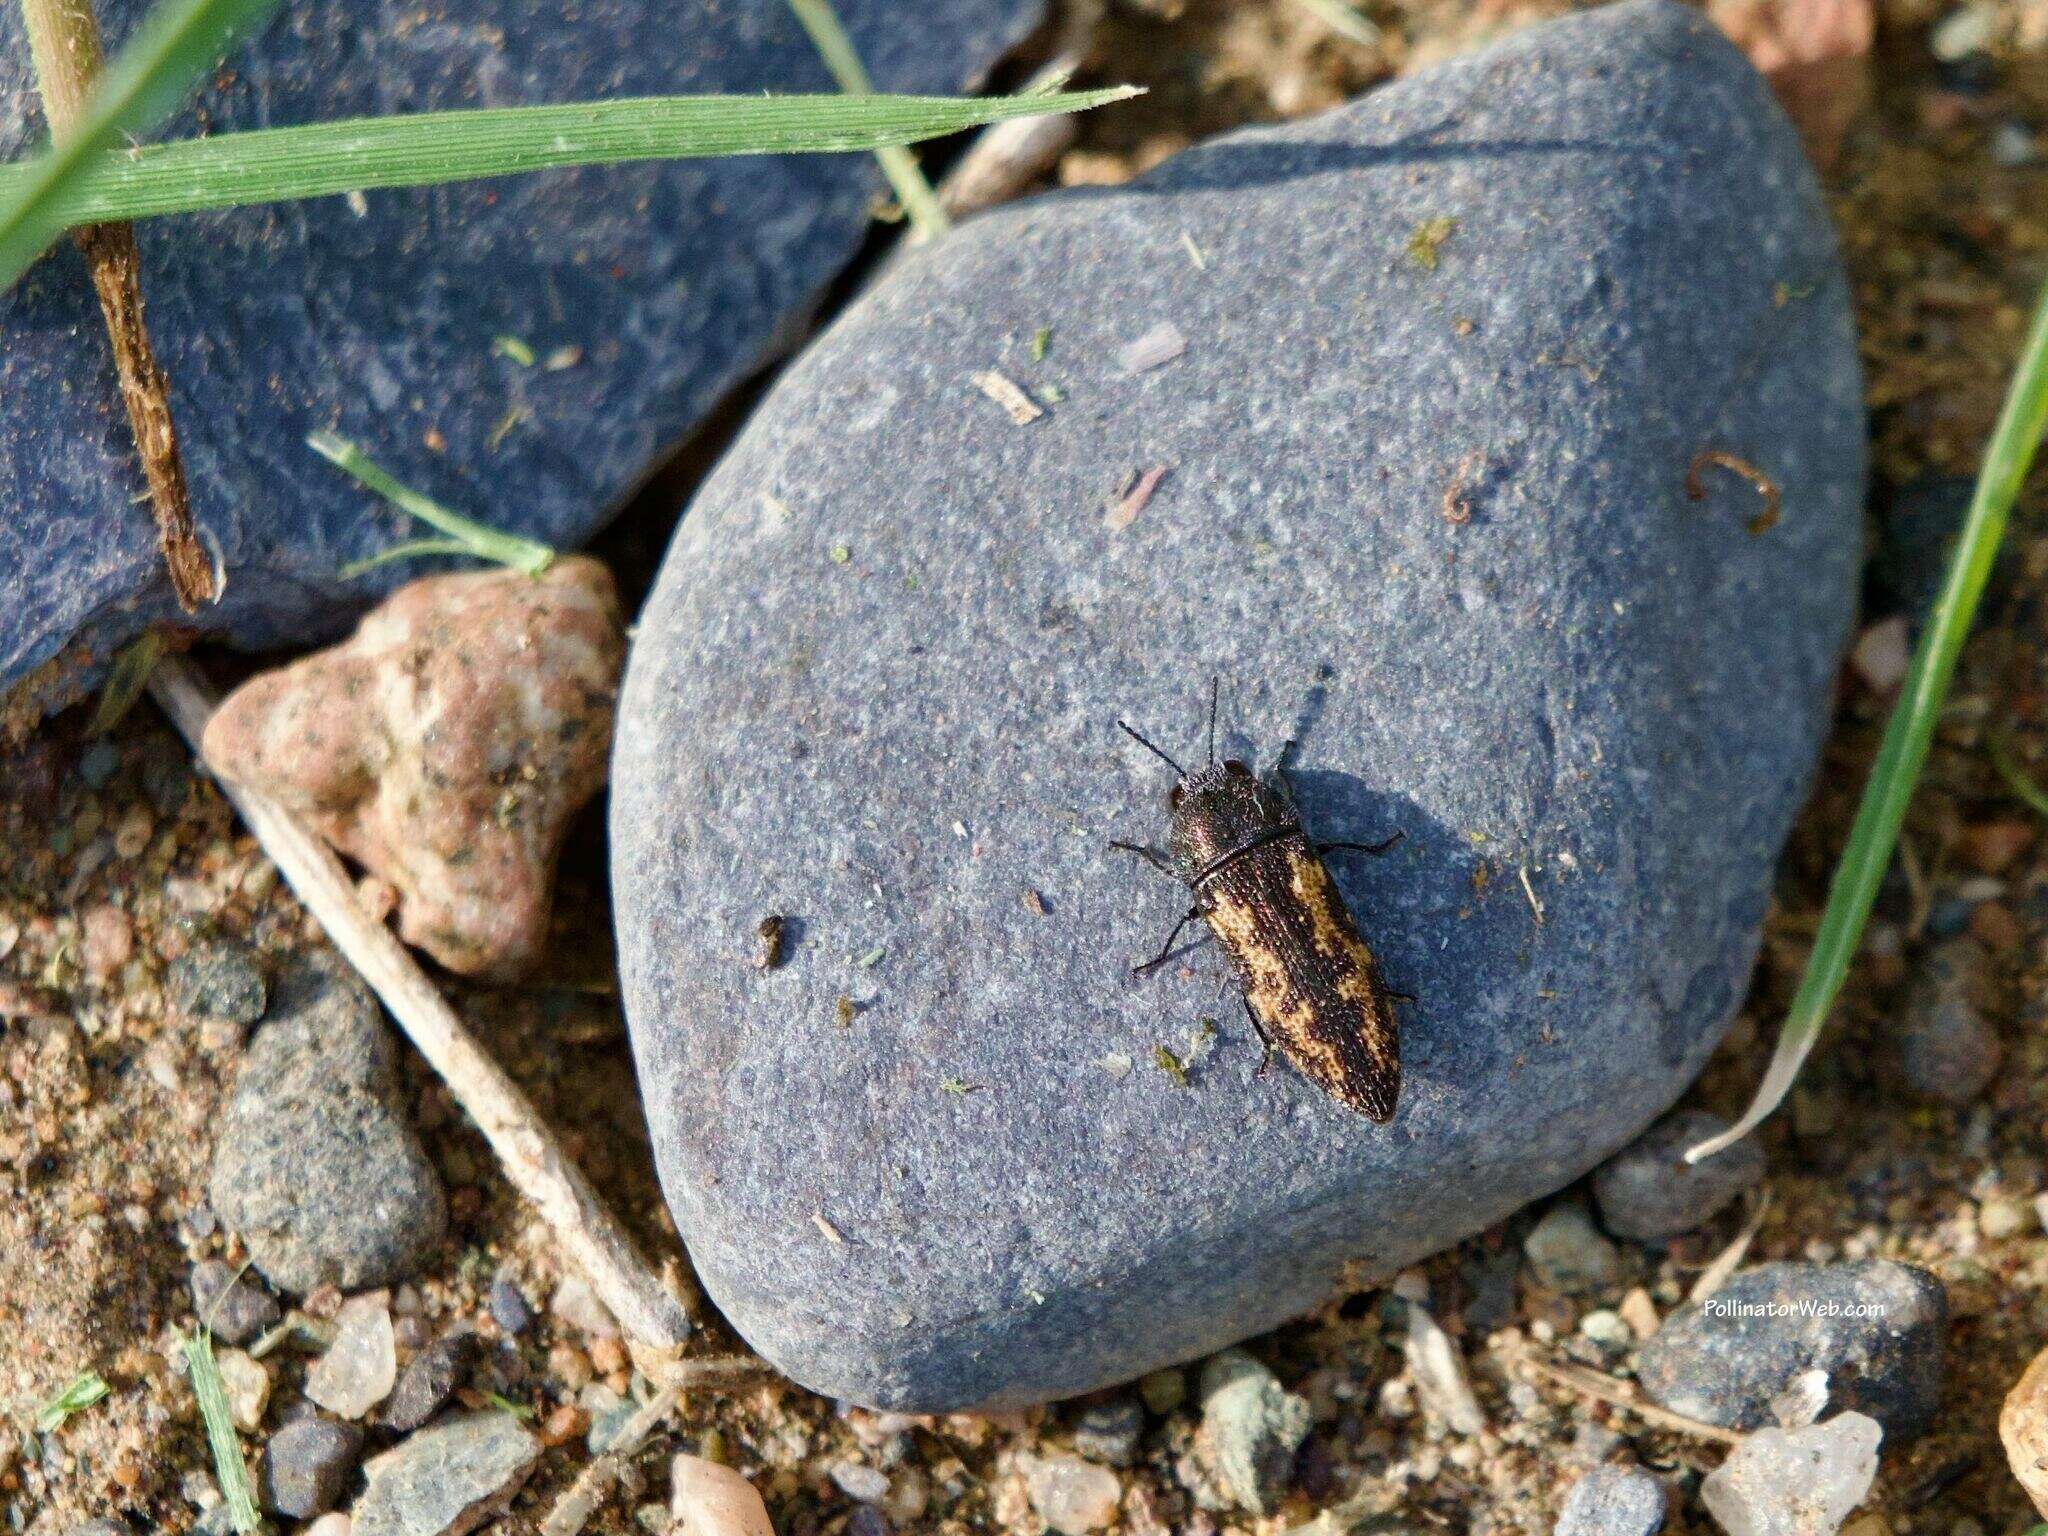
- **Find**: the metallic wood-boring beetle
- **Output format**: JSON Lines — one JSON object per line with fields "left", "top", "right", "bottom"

{"left": 1112, "top": 682, "right": 1404, "bottom": 1121}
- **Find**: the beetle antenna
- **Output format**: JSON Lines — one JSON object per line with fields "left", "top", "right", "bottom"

{"left": 1118, "top": 720, "right": 1187, "bottom": 778}
{"left": 1207, "top": 677, "right": 1220, "bottom": 767}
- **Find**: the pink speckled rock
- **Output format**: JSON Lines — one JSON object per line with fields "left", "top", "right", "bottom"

{"left": 203, "top": 557, "right": 622, "bottom": 979}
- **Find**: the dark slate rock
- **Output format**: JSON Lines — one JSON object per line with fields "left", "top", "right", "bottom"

{"left": 1591, "top": 1109, "right": 1764, "bottom": 1242}
{"left": 1556, "top": 1466, "right": 1665, "bottom": 1536}
{"left": 190, "top": 1258, "right": 282, "bottom": 1347}
{"left": 379, "top": 1332, "right": 478, "bottom": 1433}
{"left": 612, "top": 0, "right": 1863, "bottom": 1410}
{"left": 259, "top": 1416, "right": 365, "bottom": 1520}
{"left": 1636, "top": 1261, "right": 1949, "bottom": 1440}
{"left": 209, "top": 954, "right": 447, "bottom": 1293}
{"left": 0, "top": 0, "right": 1042, "bottom": 723}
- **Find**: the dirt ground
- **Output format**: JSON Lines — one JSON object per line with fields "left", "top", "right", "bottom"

{"left": 5, "top": 0, "right": 2048, "bottom": 1531}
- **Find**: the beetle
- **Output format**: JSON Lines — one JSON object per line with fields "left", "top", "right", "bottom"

{"left": 1111, "top": 681, "right": 1404, "bottom": 1120}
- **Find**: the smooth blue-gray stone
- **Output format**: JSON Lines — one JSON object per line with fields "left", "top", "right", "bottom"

{"left": 0, "top": 0, "right": 1037, "bottom": 719}
{"left": 1636, "top": 1261, "right": 1948, "bottom": 1440}
{"left": 613, "top": 0, "right": 1864, "bottom": 1411}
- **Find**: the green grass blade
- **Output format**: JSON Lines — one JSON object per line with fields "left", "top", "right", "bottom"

{"left": 1989, "top": 732, "right": 2048, "bottom": 819}
{"left": 1291, "top": 0, "right": 1384, "bottom": 47}
{"left": 337, "top": 538, "right": 478, "bottom": 578}
{"left": 310, "top": 430, "right": 555, "bottom": 578}
{"left": 0, "top": 0, "right": 282, "bottom": 286}
{"left": 784, "top": 0, "right": 950, "bottom": 241}
{"left": 34, "top": 1370, "right": 109, "bottom": 1433}
{"left": 184, "top": 1331, "right": 260, "bottom": 1533}
{"left": 1687, "top": 276, "right": 2048, "bottom": 1165}
{"left": 0, "top": 88, "right": 1136, "bottom": 241}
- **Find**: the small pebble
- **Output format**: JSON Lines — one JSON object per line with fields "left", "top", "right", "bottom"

{"left": 169, "top": 938, "right": 268, "bottom": 1026}
{"left": 209, "top": 956, "right": 447, "bottom": 1293}
{"left": 1618, "top": 1288, "right": 1660, "bottom": 1339}
{"left": 304, "top": 1517, "right": 352, "bottom": 1536}
{"left": 77, "top": 740, "right": 120, "bottom": 790}
{"left": 488, "top": 1271, "right": 535, "bottom": 1336}
{"left": 1524, "top": 1205, "right": 1624, "bottom": 1293}
{"left": 259, "top": 1417, "right": 364, "bottom": 1519}
{"left": 1188, "top": 1349, "right": 1311, "bottom": 1514}
{"left": 1898, "top": 938, "right": 2002, "bottom": 1104}
{"left": 672, "top": 1454, "right": 776, "bottom": 1536}
{"left": 350, "top": 1412, "right": 541, "bottom": 1536}
{"left": 2000, "top": 1339, "right": 2048, "bottom": 1516}
{"left": 1138, "top": 1368, "right": 1185, "bottom": 1417}
{"left": 1556, "top": 1465, "right": 1665, "bottom": 1536}
{"left": 1579, "top": 1311, "right": 1633, "bottom": 1350}
{"left": 1848, "top": 617, "right": 1909, "bottom": 692}
{"left": 847, "top": 1506, "right": 892, "bottom": 1536}
{"left": 1991, "top": 121, "right": 2039, "bottom": 167}
{"left": 305, "top": 1293, "right": 398, "bottom": 1419}
{"left": 380, "top": 1332, "right": 476, "bottom": 1433}
{"left": 216, "top": 1347, "right": 270, "bottom": 1431}
{"left": 1930, "top": 3, "right": 1995, "bottom": 59}
{"left": 1593, "top": 1110, "right": 1763, "bottom": 1242}
{"left": 1699, "top": 1413, "right": 1881, "bottom": 1536}
{"left": 190, "top": 1260, "right": 281, "bottom": 1346}
{"left": 1025, "top": 1454, "right": 1123, "bottom": 1535}
{"left": 80, "top": 905, "right": 134, "bottom": 981}
{"left": 1979, "top": 1195, "right": 2035, "bottom": 1240}
{"left": 1071, "top": 1397, "right": 1145, "bottom": 1467}
{"left": 832, "top": 1463, "right": 891, "bottom": 1503}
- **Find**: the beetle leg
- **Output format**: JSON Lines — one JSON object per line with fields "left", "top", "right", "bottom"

{"left": 1318, "top": 831, "right": 1405, "bottom": 857}
{"left": 1273, "top": 737, "right": 1301, "bottom": 799}
{"left": 1241, "top": 995, "right": 1277, "bottom": 1077}
{"left": 1109, "top": 839, "right": 1176, "bottom": 879}
{"left": 1133, "top": 906, "right": 1204, "bottom": 978}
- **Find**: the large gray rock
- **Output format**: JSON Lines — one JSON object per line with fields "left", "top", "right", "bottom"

{"left": 210, "top": 955, "right": 448, "bottom": 1294}
{"left": 613, "top": 0, "right": 1864, "bottom": 1410}
{"left": 0, "top": 0, "right": 1039, "bottom": 723}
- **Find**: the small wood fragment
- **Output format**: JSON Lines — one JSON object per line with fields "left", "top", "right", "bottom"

{"left": 1502, "top": 1339, "right": 1742, "bottom": 1444}
{"left": 1686, "top": 448, "right": 1783, "bottom": 535}
{"left": 937, "top": 55, "right": 1083, "bottom": 217}
{"left": 20, "top": 0, "right": 216, "bottom": 611}
{"left": 1119, "top": 322, "right": 1187, "bottom": 374}
{"left": 973, "top": 370, "right": 1044, "bottom": 424}
{"left": 1105, "top": 466, "right": 1168, "bottom": 531}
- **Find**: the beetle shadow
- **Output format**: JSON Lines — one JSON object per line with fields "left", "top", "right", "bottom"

{"left": 1278, "top": 766, "right": 1494, "bottom": 1076}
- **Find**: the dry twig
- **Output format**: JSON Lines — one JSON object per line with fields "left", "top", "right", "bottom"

{"left": 1500, "top": 1338, "right": 1741, "bottom": 1445}
{"left": 18, "top": 0, "right": 216, "bottom": 609}
{"left": 540, "top": 1356, "right": 768, "bottom": 1536}
{"left": 938, "top": 54, "right": 1084, "bottom": 218}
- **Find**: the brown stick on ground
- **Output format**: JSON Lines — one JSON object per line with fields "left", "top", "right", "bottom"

{"left": 149, "top": 654, "right": 695, "bottom": 1360}
{"left": 18, "top": 0, "right": 217, "bottom": 610}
